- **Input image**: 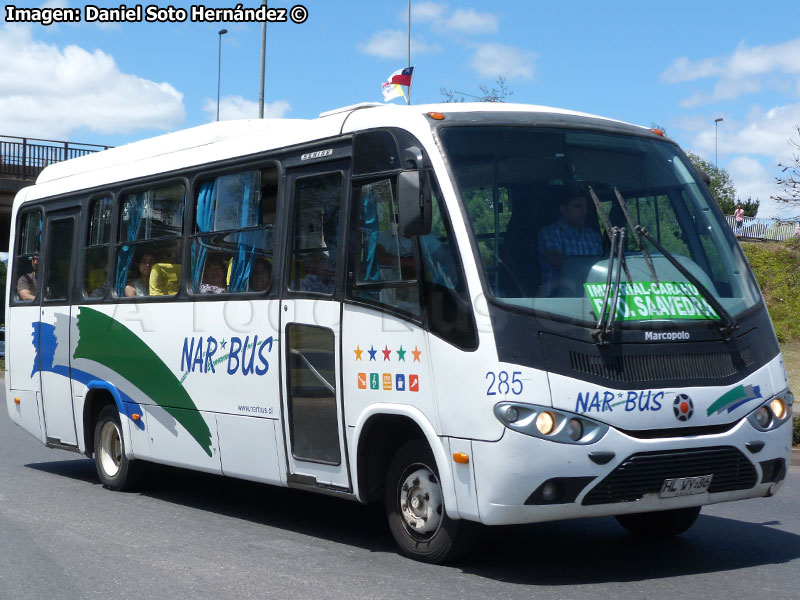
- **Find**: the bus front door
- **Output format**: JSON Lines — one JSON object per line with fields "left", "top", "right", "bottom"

{"left": 280, "top": 163, "right": 351, "bottom": 492}
{"left": 38, "top": 208, "right": 80, "bottom": 448}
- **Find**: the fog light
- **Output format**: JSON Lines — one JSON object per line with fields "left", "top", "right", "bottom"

{"left": 565, "top": 418, "right": 583, "bottom": 441}
{"left": 755, "top": 406, "right": 772, "bottom": 428}
{"left": 541, "top": 481, "right": 561, "bottom": 503}
{"left": 503, "top": 406, "right": 520, "bottom": 423}
{"left": 770, "top": 398, "right": 787, "bottom": 420}
{"left": 536, "top": 411, "right": 556, "bottom": 435}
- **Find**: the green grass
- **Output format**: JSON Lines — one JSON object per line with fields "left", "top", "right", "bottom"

{"left": 742, "top": 239, "right": 800, "bottom": 343}
{"left": 741, "top": 240, "right": 800, "bottom": 446}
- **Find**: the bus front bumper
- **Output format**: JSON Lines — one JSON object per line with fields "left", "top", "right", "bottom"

{"left": 468, "top": 417, "right": 791, "bottom": 526}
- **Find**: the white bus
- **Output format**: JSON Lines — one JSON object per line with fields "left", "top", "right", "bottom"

{"left": 5, "top": 103, "right": 792, "bottom": 563}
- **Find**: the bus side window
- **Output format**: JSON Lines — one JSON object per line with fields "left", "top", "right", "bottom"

{"left": 190, "top": 166, "right": 276, "bottom": 295}
{"left": 289, "top": 173, "right": 341, "bottom": 295}
{"left": 83, "top": 195, "right": 112, "bottom": 299}
{"left": 350, "top": 177, "right": 421, "bottom": 318}
{"left": 13, "top": 210, "right": 42, "bottom": 302}
{"left": 419, "top": 179, "right": 478, "bottom": 350}
{"left": 115, "top": 183, "right": 185, "bottom": 298}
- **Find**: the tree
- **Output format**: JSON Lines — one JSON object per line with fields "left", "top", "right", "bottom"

{"left": 774, "top": 125, "right": 800, "bottom": 206}
{"left": 440, "top": 77, "right": 512, "bottom": 103}
{"left": 685, "top": 152, "right": 758, "bottom": 216}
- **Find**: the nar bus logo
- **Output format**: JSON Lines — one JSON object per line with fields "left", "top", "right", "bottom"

{"left": 644, "top": 331, "right": 690, "bottom": 341}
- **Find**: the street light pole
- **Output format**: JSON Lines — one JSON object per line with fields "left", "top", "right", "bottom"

{"left": 217, "top": 29, "right": 228, "bottom": 122}
{"left": 714, "top": 117, "right": 723, "bottom": 168}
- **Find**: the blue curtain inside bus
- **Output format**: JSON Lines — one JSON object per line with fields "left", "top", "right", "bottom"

{"left": 192, "top": 180, "right": 216, "bottom": 287}
{"left": 115, "top": 197, "right": 143, "bottom": 295}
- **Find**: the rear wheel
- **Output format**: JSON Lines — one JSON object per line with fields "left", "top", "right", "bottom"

{"left": 385, "top": 440, "right": 477, "bottom": 563}
{"left": 615, "top": 506, "right": 701, "bottom": 538}
{"left": 94, "top": 405, "right": 148, "bottom": 491}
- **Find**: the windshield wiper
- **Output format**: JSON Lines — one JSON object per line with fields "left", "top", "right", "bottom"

{"left": 634, "top": 225, "right": 738, "bottom": 338}
{"left": 587, "top": 186, "right": 629, "bottom": 344}
{"left": 612, "top": 187, "right": 658, "bottom": 284}
{"left": 588, "top": 187, "right": 631, "bottom": 283}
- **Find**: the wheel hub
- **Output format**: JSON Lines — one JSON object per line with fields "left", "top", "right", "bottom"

{"left": 99, "top": 421, "right": 122, "bottom": 478}
{"left": 399, "top": 467, "right": 443, "bottom": 535}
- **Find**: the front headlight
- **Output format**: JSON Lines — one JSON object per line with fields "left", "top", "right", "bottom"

{"left": 747, "top": 390, "right": 793, "bottom": 432}
{"left": 493, "top": 402, "right": 608, "bottom": 445}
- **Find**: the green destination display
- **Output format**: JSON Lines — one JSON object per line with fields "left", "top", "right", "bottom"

{"left": 584, "top": 281, "right": 719, "bottom": 321}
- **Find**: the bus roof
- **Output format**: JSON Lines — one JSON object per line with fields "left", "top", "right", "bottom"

{"left": 25, "top": 102, "right": 643, "bottom": 202}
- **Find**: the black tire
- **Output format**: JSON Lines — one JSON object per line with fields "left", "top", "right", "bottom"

{"left": 615, "top": 506, "right": 701, "bottom": 538}
{"left": 93, "top": 405, "right": 148, "bottom": 491}
{"left": 385, "top": 439, "right": 477, "bottom": 563}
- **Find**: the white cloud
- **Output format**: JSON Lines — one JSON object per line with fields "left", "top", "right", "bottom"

{"left": 0, "top": 24, "right": 184, "bottom": 139}
{"left": 410, "top": 3, "right": 498, "bottom": 34}
{"left": 686, "top": 103, "right": 800, "bottom": 163}
{"left": 446, "top": 9, "right": 498, "bottom": 34}
{"left": 203, "top": 96, "right": 291, "bottom": 121}
{"left": 678, "top": 105, "right": 800, "bottom": 218}
{"left": 726, "top": 156, "right": 790, "bottom": 218}
{"left": 470, "top": 43, "right": 536, "bottom": 80}
{"left": 411, "top": 1, "right": 447, "bottom": 21}
{"left": 663, "top": 38, "right": 800, "bottom": 106}
{"left": 358, "top": 29, "right": 440, "bottom": 59}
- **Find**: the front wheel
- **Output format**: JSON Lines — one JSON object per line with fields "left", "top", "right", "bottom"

{"left": 615, "top": 506, "right": 701, "bottom": 538}
{"left": 94, "top": 405, "right": 148, "bottom": 491}
{"left": 384, "top": 440, "right": 477, "bottom": 563}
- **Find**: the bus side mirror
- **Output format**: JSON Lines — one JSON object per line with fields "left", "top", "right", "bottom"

{"left": 398, "top": 146, "right": 432, "bottom": 236}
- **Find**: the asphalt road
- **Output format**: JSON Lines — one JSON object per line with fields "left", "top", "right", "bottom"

{"left": 2, "top": 388, "right": 800, "bottom": 600}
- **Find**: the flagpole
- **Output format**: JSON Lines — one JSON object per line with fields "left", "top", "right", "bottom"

{"left": 258, "top": 0, "right": 267, "bottom": 118}
{"left": 407, "top": 0, "right": 411, "bottom": 105}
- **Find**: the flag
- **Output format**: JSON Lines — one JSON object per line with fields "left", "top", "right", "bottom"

{"left": 381, "top": 66, "right": 414, "bottom": 102}
{"left": 382, "top": 81, "right": 405, "bottom": 101}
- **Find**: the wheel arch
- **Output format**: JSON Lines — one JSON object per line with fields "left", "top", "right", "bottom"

{"left": 82, "top": 381, "right": 132, "bottom": 459}
{"left": 352, "top": 404, "right": 461, "bottom": 520}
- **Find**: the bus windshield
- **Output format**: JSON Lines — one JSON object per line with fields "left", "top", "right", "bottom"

{"left": 439, "top": 126, "right": 761, "bottom": 326}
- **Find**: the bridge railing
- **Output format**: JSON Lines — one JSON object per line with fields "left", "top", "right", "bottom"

{"left": 0, "top": 135, "right": 110, "bottom": 180}
{"left": 725, "top": 215, "right": 800, "bottom": 242}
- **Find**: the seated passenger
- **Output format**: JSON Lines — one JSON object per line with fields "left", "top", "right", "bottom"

{"left": 249, "top": 258, "right": 272, "bottom": 291}
{"left": 538, "top": 193, "right": 602, "bottom": 295}
{"left": 200, "top": 257, "right": 227, "bottom": 294}
{"left": 17, "top": 254, "right": 38, "bottom": 301}
{"left": 298, "top": 250, "right": 334, "bottom": 293}
{"left": 125, "top": 253, "right": 155, "bottom": 297}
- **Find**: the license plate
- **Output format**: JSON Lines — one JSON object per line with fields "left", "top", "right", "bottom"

{"left": 659, "top": 474, "right": 713, "bottom": 498}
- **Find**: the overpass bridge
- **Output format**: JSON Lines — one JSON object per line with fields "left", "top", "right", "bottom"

{"left": 0, "top": 135, "right": 110, "bottom": 252}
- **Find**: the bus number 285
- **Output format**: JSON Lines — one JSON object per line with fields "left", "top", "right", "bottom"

{"left": 486, "top": 371, "right": 523, "bottom": 396}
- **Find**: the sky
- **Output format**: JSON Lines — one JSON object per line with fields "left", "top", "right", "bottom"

{"left": 2, "top": 1, "right": 800, "bottom": 218}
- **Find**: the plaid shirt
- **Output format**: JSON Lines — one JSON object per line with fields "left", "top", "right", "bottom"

{"left": 538, "top": 220, "right": 602, "bottom": 283}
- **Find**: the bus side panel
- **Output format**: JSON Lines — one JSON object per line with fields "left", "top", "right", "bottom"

{"left": 144, "top": 405, "right": 221, "bottom": 474}
{"left": 7, "top": 306, "right": 42, "bottom": 394}
{"left": 7, "top": 390, "right": 43, "bottom": 442}
{"left": 340, "top": 305, "right": 440, "bottom": 435}
{"left": 217, "top": 414, "right": 283, "bottom": 485}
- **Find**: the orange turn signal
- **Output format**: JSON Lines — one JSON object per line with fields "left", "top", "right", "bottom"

{"left": 650, "top": 128, "right": 665, "bottom": 137}
{"left": 131, "top": 413, "right": 141, "bottom": 421}
{"left": 428, "top": 112, "right": 446, "bottom": 120}
{"left": 14, "top": 397, "right": 21, "bottom": 405}
{"left": 453, "top": 452, "right": 469, "bottom": 464}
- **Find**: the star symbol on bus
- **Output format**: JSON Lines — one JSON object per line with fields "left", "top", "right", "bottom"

{"left": 354, "top": 346, "right": 363, "bottom": 361}
{"left": 368, "top": 346, "right": 377, "bottom": 361}
{"left": 397, "top": 346, "right": 406, "bottom": 361}
{"left": 382, "top": 345, "right": 392, "bottom": 361}
{"left": 412, "top": 346, "right": 422, "bottom": 362}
